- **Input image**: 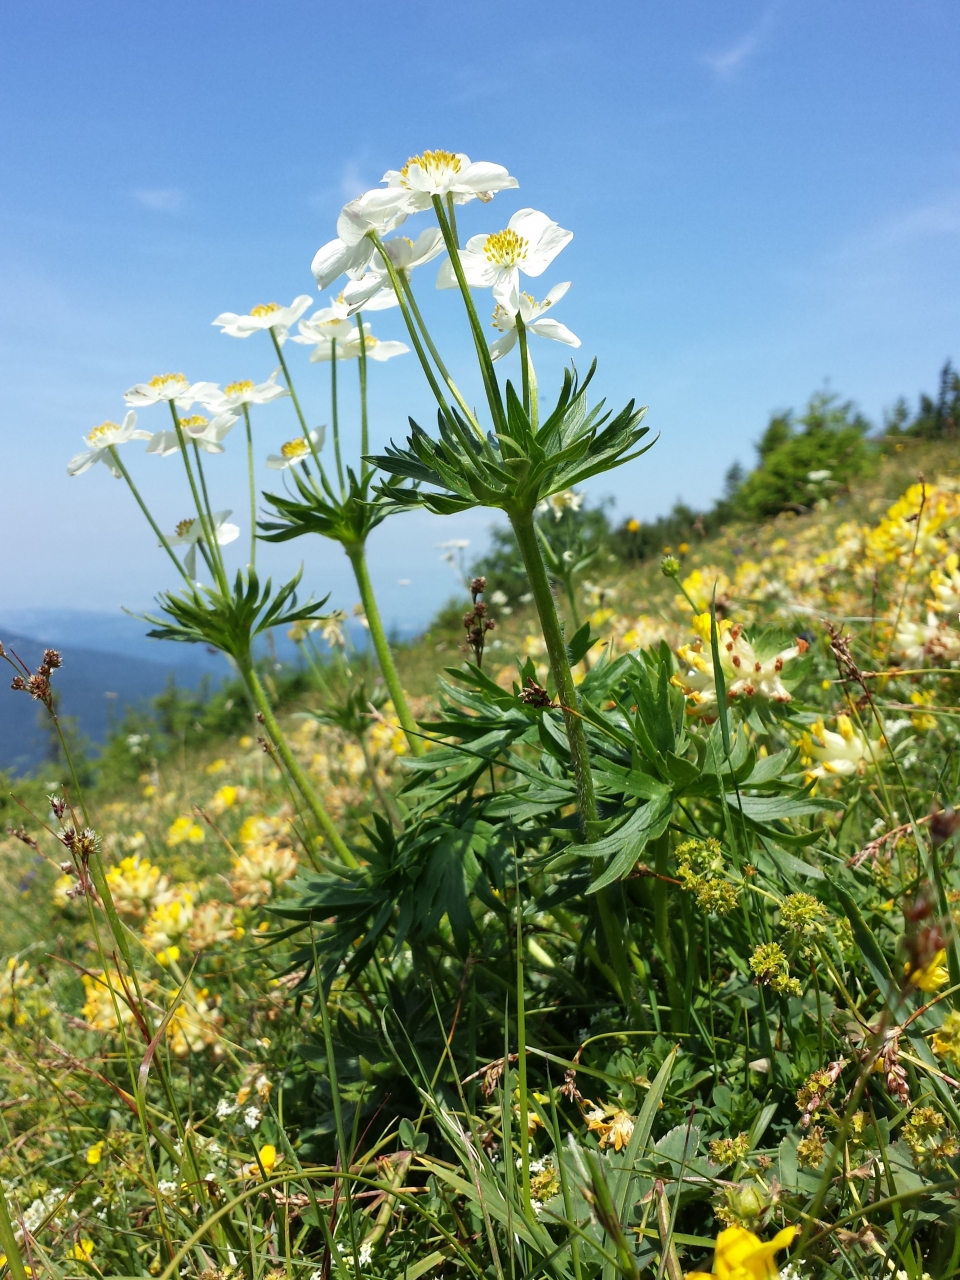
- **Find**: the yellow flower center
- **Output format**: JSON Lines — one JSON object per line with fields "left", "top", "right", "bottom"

{"left": 86, "top": 420, "right": 119, "bottom": 445}
{"left": 483, "top": 228, "right": 528, "bottom": 267}
{"left": 148, "top": 373, "right": 187, "bottom": 389}
{"left": 175, "top": 518, "right": 196, "bottom": 536}
{"left": 281, "top": 438, "right": 310, "bottom": 460}
{"left": 400, "top": 150, "right": 461, "bottom": 186}
{"left": 225, "top": 379, "right": 254, "bottom": 396}
{"left": 250, "top": 303, "right": 280, "bottom": 317}
{"left": 179, "top": 415, "right": 208, "bottom": 432}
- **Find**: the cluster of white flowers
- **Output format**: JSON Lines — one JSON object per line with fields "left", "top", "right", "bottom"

{"left": 311, "top": 148, "right": 580, "bottom": 359}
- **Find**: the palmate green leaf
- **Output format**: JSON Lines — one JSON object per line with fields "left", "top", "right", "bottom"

{"left": 259, "top": 464, "right": 412, "bottom": 547}
{"left": 368, "top": 365, "right": 651, "bottom": 518}
{"left": 140, "top": 566, "right": 329, "bottom": 661}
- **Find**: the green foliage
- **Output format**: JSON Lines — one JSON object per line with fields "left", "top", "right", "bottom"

{"left": 733, "top": 390, "right": 872, "bottom": 519}
{"left": 884, "top": 359, "right": 960, "bottom": 441}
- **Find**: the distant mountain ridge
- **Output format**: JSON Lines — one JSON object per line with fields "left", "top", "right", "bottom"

{"left": 0, "top": 619, "right": 224, "bottom": 775}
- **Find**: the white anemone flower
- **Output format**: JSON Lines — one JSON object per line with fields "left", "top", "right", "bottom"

{"left": 437, "top": 208, "right": 573, "bottom": 315}
{"left": 292, "top": 314, "right": 408, "bottom": 364}
{"left": 196, "top": 371, "right": 289, "bottom": 414}
{"left": 67, "top": 412, "right": 152, "bottom": 477}
{"left": 380, "top": 150, "right": 518, "bottom": 211}
{"left": 146, "top": 411, "right": 240, "bottom": 457}
{"left": 167, "top": 510, "right": 239, "bottom": 579}
{"left": 124, "top": 373, "right": 221, "bottom": 412}
{"left": 311, "top": 190, "right": 411, "bottom": 290}
{"left": 211, "top": 296, "right": 312, "bottom": 346}
{"left": 266, "top": 428, "right": 325, "bottom": 470}
{"left": 488, "top": 283, "right": 581, "bottom": 361}
{"left": 340, "top": 228, "right": 445, "bottom": 314}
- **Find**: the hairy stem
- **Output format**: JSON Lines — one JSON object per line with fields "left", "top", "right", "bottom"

{"left": 239, "top": 659, "right": 357, "bottom": 867}
{"left": 344, "top": 541, "right": 424, "bottom": 757}
{"left": 510, "top": 507, "right": 637, "bottom": 1010}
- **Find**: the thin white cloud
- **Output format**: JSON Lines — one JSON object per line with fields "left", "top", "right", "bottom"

{"left": 701, "top": 6, "right": 777, "bottom": 80}
{"left": 132, "top": 187, "right": 183, "bottom": 212}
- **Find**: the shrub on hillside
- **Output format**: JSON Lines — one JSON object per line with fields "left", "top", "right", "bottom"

{"left": 734, "top": 390, "right": 872, "bottom": 519}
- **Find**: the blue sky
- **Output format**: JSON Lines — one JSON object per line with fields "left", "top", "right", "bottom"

{"left": 2, "top": 0, "right": 959, "bottom": 633}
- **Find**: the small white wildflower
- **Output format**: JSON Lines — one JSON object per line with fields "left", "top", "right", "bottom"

{"left": 216, "top": 1098, "right": 238, "bottom": 1119}
{"left": 158, "top": 1180, "right": 178, "bottom": 1196}
{"left": 489, "top": 590, "right": 508, "bottom": 606}
{"left": 358, "top": 1241, "right": 373, "bottom": 1266}
{"left": 531, "top": 1198, "right": 544, "bottom": 1216}
{"left": 883, "top": 718, "right": 911, "bottom": 737}
{"left": 242, "top": 1105, "right": 261, "bottom": 1130}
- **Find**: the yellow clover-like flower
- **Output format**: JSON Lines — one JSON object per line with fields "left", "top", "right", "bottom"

{"left": 686, "top": 1224, "right": 796, "bottom": 1279}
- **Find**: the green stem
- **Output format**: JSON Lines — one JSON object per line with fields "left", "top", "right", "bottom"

{"left": 398, "top": 272, "right": 483, "bottom": 436}
{"left": 191, "top": 440, "right": 229, "bottom": 586}
{"left": 270, "top": 328, "right": 326, "bottom": 474}
{"left": 431, "top": 195, "right": 506, "bottom": 432}
{"left": 239, "top": 660, "right": 357, "bottom": 867}
{"left": 344, "top": 541, "right": 423, "bottom": 757}
{"left": 167, "top": 405, "right": 228, "bottom": 595}
{"left": 510, "top": 507, "right": 637, "bottom": 1011}
{"left": 0, "top": 1164, "right": 30, "bottom": 1280}
{"left": 516, "top": 880, "right": 531, "bottom": 1213}
{"left": 652, "top": 832, "right": 684, "bottom": 1032}
{"left": 356, "top": 311, "right": 369, "bottom": 471}
{"left": 330, "top": 339, "right": 346, "bottom": 496}
{"left": 108, "top": 448, "right": 189, "bottom": 583}
{"left": 516, "top": 314, "right": 531, "bottom": 419}
{"left": 242, "top": 405, "right": 257, "bottom": 569}
{"left": 368, "top": 232, "right": 454, "bottom": 425}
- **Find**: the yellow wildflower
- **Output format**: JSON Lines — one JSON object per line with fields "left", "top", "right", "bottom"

{"left": 85, "top": 1141, "right": 104, "bottom": 1165}
{"left": 166, "top": 816, "right": 205, "bottom": 847}
{"left": 205, "top": 757, "right": 227, "bottom": 775}
{"left": 231, "top": 842, "right": 298, "bottom": 906}
{"left": 105, "top": 855, "right": 168, "bottom": 918}
{"left": 905, "top": 948, "right": 949, "bottom": 992}
{"left": 584, "top": 1103, "right": 636, "bottom": 1151}
{"left": 144, "top": 888, "right": 196, "bottom": 951}
{"left": 167, "top": 987, "right": 224, "bottom": 1057}
{"left": 68, "top": 1239, "right": 95, "bottom": 1261}
{"left": 685, "top": 1224, "right": 796, "bottom": 1279}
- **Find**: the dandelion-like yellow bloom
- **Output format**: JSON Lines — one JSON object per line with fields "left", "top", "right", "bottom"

{"left": 685, "top": 1224, "right": 796, "bottom": 1279}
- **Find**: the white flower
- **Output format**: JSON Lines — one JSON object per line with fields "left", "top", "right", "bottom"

{"left": 215, "top": 1097, "right": 238, "bottom": 1118}
{"left": 211, "top": 296, "right": 312, "bottom": 346}
{"left": 437, "top": 208, "right": 572, "bottom": 314}
{"left": 489, "top": 282, "right": 580, "bottom": 360}
{"left": 537, "top": 488, "right": 583, "bottom": 521}
{"left": 358, "top": 1241, "right": 373, "bottom": 1267}
{"left": 380, "top": 150, "right": 518, "bottom": 211}
{"left": 242, "top": 1105, "right": 261, "bottom": 1130}
{"left": 265, "top": 427, "right": 325, "bottom": 470}
{"left": 124, "top": 373, "right": 220, "bottom": 411}
{"left": 67, "top": 412, "right": 152, "bottom": 477}
{"left": 321, "top": 610, "right": 348, "bottom": 650}
{"left": 167, "top": 510, "right": 239, "bottom": 579}
{"left": 158, "top": 1179, "right": 178, "bottom": 1196}
{"left": 292, "top": 314, "right": 408, "bottom": 364}
{"left": 340, "top": 228, "right": 445, "bottom": 312}
{"left": 489, "top": 590, "right": 508, "bottom": 606}
{"left": 197, "top": 371, "right": 289, "bottom": 414}
{"left": 311, "top": 190, "right": 410, "bottom": 290}
{"left": 146, "top": 411, "right": 240, "bottom": 457}
{"left": 800, "top": 715, "right": 884, "bottom": 780}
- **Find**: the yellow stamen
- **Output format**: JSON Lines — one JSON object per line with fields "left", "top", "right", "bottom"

{"left": 400, "top": 150, "right": 461, "bottom": 186}
{"left": 483, "top": 228, "right": 528, "bottom": 267}
{"left": 175, "top": 518, "right": 196, "bottom": 537}
{"left": 86, "top": 421, "right": 119, "bottom": 445}
{"left": 250, "top": 303, "right": 280, "bottom": 318}
{"left": 148, "top": 373, "right": 187, "bottom": 389}
{"left": 225, "top": 380, "right": 254, "bottom": 396}
{"left": 179, "top": 415, "right": 208, "bottom": 431}
{"left": 280, "top": 438, "right": 310, "bottom": 460}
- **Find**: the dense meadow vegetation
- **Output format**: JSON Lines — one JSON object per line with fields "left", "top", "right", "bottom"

{"left": 3, "top": 150, "right": 960, "bottom": 1280}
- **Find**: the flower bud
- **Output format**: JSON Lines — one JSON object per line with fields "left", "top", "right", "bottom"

{"left": 660, "top": 555, "right": 680, "bottom": 579}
